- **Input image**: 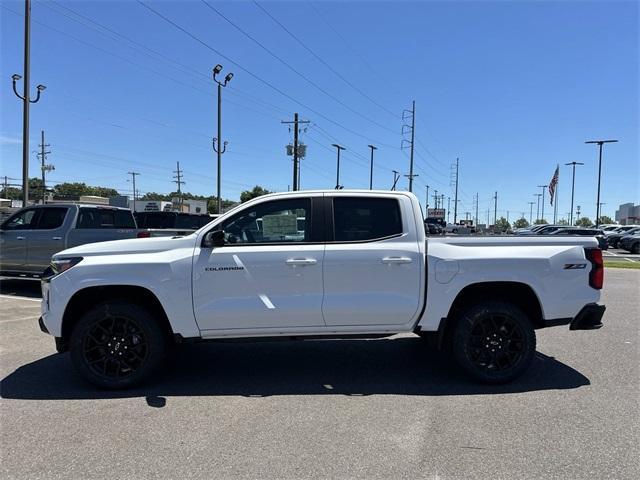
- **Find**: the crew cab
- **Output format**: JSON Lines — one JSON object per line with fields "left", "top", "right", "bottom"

{"left": 38, "top": 191, "right": 606, "bottom": 389}
{"left": 0, "top": 204, "right": 137, "bottom": 278}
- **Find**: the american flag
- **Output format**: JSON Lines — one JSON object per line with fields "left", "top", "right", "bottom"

{"left": 549, "top": 165, "right": 559, "bottom": 205}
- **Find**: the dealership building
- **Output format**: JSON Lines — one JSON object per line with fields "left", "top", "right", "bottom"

{"left": 615, "top": 203, "right": 640, "bottom": 225}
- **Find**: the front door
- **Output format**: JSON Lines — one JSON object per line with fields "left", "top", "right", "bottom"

{"left": 193, "top": 196, "right": 325, "bottom": 332}
{"left": 322, "top": 195, "right": 423, "bottom": 327}
{"left": 0, "top": 208, "right": 39, "bottom": 273}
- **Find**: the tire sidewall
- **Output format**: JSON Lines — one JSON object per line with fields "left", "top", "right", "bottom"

{"left": 452, "top": 301, "right": 536, "bottom": 384}
{"left": 69, "top": 301, "right": 168, "bottom": 389}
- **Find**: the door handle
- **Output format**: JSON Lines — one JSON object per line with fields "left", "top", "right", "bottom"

{"left": 16, "top": 236, "right": 26, "bottom": 240}
{"left": 52, "top": 236, "right": 62, "bottom": 240}
{"left": 286, "top": 258, "right": 317, "bottom": 266}
{"left": 382, "top": 256, "right": 413, "bottom": 264}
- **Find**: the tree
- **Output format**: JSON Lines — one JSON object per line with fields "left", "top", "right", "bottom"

{"left": 513, "top": 218, "right": 529, "bottom": 229}
{"left": 557, "top": 219, "right": 569, "bottom": 226}
{"left": 598, "top": 215, "right": 614, "bottom": 225}
{"left": 534, "top": 219, "right": 548, "bottom": 225}
{"left": 240, "top": 185, "right": 272, "bottom": 203}
{"left": 575, "top": 217, "right": 593, "bottom": 227}
{"left": 494, "top": 216, "right": 511, "bottom": 232}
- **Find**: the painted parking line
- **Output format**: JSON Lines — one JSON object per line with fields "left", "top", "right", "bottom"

{"left": 0, "top": 294, "right": 42, "bottom": 303}
{"left": 0, "top": 316, "right": 39, "bottom": 324}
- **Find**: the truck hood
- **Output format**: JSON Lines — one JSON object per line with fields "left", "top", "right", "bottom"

{"left": 54, "top": 234, "right": 198, "bottom": 258}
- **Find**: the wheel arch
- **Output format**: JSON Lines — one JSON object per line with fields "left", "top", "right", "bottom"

{"left": 432, "top": 281, "right": 544, "bottom": 350}
{"left": 59, "top": 285, "right": 174, "bottom": 352}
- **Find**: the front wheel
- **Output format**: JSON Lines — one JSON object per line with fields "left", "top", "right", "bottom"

{"left": 451, "top": 301, "right": 536, "bottom": 384}
{"left": 70, "top": 301, "right": 169, "bottom": 389}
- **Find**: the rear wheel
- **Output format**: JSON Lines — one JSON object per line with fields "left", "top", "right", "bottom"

{"left": 451, "top": 301, "right": 536, "bottom": 384}
{"left": 69, "top": 301, "right": 169, "bottom": 389}
{"left": 631, "top": 242, "right": 640, "bottom": 254}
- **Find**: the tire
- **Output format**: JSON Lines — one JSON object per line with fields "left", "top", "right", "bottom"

{"left": 451, "top": 301, "right": 536, "bottom": 384}
{"left": 452, "top": 228, "right": 458, "bottom": 234}
{"left": 69, "top": 301, "right": 169, "bottom": 389}
{"left": 631, "top": 242, "right": 640, "bottom": 255}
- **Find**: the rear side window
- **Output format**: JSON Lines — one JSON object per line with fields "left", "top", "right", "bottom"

{"left": 136, "top": 212, "right": 176, "bottom": 229}
{"left": 333, "top": 197, "right": 402, "bottom": 242}
{"left": 77, "top": 208, "right": 136, "bottom": 229}
{"left": 36, "top": 208, "right": 68, "bottom": 229}
{"left": 175, "top": 214, "right": 204, "bottom": 230}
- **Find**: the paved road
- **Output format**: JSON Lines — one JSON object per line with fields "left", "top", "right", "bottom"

{"left": 1, "top": 271, "right": 639, "bottom": 479}
{"left": 603, "top": 248, "right": 640, "bottom": 262}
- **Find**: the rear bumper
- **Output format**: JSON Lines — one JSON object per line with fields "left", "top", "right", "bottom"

{"left": 570, "top": 303, "right": 606, "bottom": 330}
{"left": 541, "top": 303, "right": 605, "bottom": 330}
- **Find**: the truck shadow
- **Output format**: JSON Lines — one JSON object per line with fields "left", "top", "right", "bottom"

{"left": 0, "top": 337, "right": 590, "bottom": 407}
{"left": 1, "top": 337, "right": 589, "bottom": 403}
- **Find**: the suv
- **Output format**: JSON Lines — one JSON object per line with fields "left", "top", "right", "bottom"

{"left": 550, "top": 227, "right": 607, "bottom": 249}
{"left": 0, "top": 204, "right": 137, "bottom": 277}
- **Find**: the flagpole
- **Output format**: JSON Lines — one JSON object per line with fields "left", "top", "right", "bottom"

{"left": 554, "top": 164, "right": 559, "bottom": 224}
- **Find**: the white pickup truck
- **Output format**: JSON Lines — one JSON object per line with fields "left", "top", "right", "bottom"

{"left": 39, "top": 190, "right": 605, "bottom": 389}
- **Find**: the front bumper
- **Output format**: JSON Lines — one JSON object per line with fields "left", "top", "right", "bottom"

{"left": 570, "top": 303, "right": 606, "bottom": 330}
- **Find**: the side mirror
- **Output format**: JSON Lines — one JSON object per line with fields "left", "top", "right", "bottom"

{"left": 203, "top": 229, "right": 225, "bottom": 248}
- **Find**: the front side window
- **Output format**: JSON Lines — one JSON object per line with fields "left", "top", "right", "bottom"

{"left": 2, "top": 209, "right": 39, "bottom": 230}
{"left": 333, "top": 197, "right": 402, "bottom": 242}
{"left": 220, "top": 198, "right": 311, "bottom": 244}
{"left": 36, "top": 208, "right": 68, "bottom": 230}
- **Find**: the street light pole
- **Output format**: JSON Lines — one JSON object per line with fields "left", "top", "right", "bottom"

{"left": 331, "top": 144, "right": 345, "bottom": 189}
{"left": 213, "top": 64, "right": 233, "bottom": 214}
{"left": 528, "top": 201, "right": 535, "bottom": 225}
{"left": 534, "top": 193, "right": 542, "bottom": 222}
{"left": 585, "top": 139, "right": 618, "bottom": 227}
{"left": 565, "top": 161, "right": 584, "bottom": 226}
{"left": 538, "top": 185, "right": 548, "bottom": 222}
{"left": 11, "top": 0, "right": 46, "bottom": 207}
{"left": 368, "top": 144, "right": 377, "bottom": 190}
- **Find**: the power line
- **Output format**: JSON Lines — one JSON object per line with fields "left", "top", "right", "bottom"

{"left": 252, "top": 0, "right": 399, "bottom": 119}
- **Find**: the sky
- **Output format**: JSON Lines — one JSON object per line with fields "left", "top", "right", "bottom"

{"left": 1, "top": 0, "right": 638, "bottom": 223}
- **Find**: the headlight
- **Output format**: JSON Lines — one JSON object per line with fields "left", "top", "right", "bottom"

{"left": 51, "top": 257, "right": 83, "bottom": 275}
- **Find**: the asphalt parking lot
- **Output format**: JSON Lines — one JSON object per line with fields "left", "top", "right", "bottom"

{"left": 603, "top": 247, "right": 640, "bottom": 262}
{"left": 1, "top": 271, "right": 639, "bottom": 480}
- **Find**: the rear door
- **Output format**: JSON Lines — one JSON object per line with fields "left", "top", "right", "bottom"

{"left": 26, "top": 207, "right": 70, "bottom": 273}
{"left": 322, "top": 195, "right": 423, "bottom": 327}
{"left": 67, "top": 207, "right": 137, "bottom": 247}
{"left": 0, "top": 208, "right": 39, "bottom": 272}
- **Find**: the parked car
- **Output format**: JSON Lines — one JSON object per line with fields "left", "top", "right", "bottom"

{"left": 619, "top": 233, "right": 640, "bottom": 254}
{"left": 424, "top": 222, "right": 441, "bottom": 235}
{"left": 606, "top": 227, "right": 640, "bottom": 249}
{"left": 0, "top": 204, "right": 138, "bottom": 278}
{"left": 513, "top": 224, "right": 557, "bottom": 235}
{"left": 134, "top": 211, "right": 213, "bottom": 237}
{"left": 40, "top": 190, "right": 605, "bottom": 389}
{"left": 550, "top": 227, "right": 608, "bottom": 250}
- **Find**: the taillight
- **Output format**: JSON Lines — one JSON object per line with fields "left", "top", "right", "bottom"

{"left": 584, "top": 248, "right": 604, "bottom": 290}
{"left": 137, "top": 231, "right": 151, "bottom": 238}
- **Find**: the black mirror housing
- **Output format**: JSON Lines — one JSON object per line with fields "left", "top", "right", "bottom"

{"left": 203, "top": 229, "right": 225, "bottom": 248}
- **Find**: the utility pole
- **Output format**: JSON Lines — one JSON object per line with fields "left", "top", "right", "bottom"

{"left": 37, "top": 130, "right": 53, "bottom": 204}
{"left": 528, "top": 201, "right": 535, "bottom": 225}
{"left": 368, "top": 145, "right": 377, "bottom": 190}
{"left": 11, "top": 0, "right": 46, "bottom": 207}
{"left": 391, "top": 170, "right": 400, "bottom": 191}
{"left": 447, "top": 196, "right": 451, "bottom": 223}
{"left": 173, "top": 162, "right": 185, "bottom": 210}
{"left": 565, "top": 161, "right": 584, "bottom": 226}
{"left": 474, "top": 192, "right": 479, "bottom": 227}
{"left": 282, "top": 113, "right": 310, "bottom": 191}
{"left": 433, "top": 190, "right": 439, "bottom": 209}
{"left": 331, "top": 144, "right": 346, "bottom": 189}
{"left": 128, "top": 172, "right": 140, "bottom": 207}
{"left": 404, "top": 174, "right": 419, "bottom": 192}
{"left": 538, "top": 185, "right": 548, "bottom": 222}
{"left": 213, "top": 64, "right": 233, "bottom": 214}
{"left": 401, "top": 101, "right": 416, "bottom": 192}
{"left": 585, "top": 139, "right": 618, "bottom": 227}
{"left": 493, "top": 191, "right": 498, "bottom": 226}
{"left": 453, "top": 157, "right": 459, "bottom": 223}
